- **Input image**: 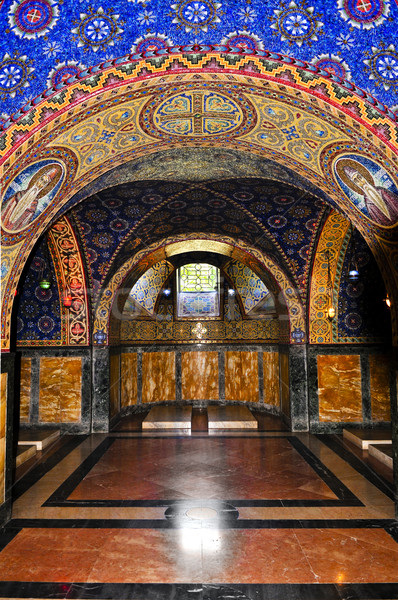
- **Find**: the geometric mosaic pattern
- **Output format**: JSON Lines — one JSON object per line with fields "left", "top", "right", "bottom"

{"left": 1, "top": 50, "right": 397, "bottom": 348}
{"left": 1, "top": 0, "right": 398, "bottom": 124}
{"left": 225, "top": 260, "right": 271, "bottom": 314}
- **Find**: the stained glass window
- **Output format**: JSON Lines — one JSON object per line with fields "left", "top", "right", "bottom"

{"left": 177, "top": 263, "right": 220, "bottom": 318}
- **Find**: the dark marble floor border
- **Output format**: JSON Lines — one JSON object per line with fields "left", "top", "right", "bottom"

{"left": 12, "top": 436, "right": 88, "bottom": 502}
{"left": 0, "top": 581, "right": 398, "bottom": 599}
{"left": 316, "top": 434, "right": 395, "bottom": 500}
{"left": 42, "top": 435, "right": 363, "bottom": 509}
{"left": 6, "top": 517, "right": 396, "bottom": 530}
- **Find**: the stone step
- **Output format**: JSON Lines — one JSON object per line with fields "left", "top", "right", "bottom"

{"left": 142, "top": 406, "right": 192, "bottom": 430}
{"left": 343, "top": 428, "right": 392, "bottom": 450}
{"left": 207, "top": 405, "right": 258, "bottom": 429}
{"left": 368, "top": 444, "right": 393, "bottom": 469}
{"left": 16, "top": 444, "right": 37, "bottom": 468}
{"left": 18, "top": 428, "right": 61, "bottom": 451}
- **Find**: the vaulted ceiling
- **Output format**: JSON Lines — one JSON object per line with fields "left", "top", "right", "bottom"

{"left": 1, "top": 0, "right": 397, "bottom": 127}
{"left": 1, "top": 1, "right": 397, "bottom": 350}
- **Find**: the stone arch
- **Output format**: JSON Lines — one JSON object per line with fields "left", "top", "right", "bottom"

{"left": 93, "top": 234, "right": 306, "bottom": 346}
{"left": 2, "top": 48, "right": 398, "bottom": 349}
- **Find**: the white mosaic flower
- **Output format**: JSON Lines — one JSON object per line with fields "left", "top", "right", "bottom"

{"left": 364, "top": 44, "right": 398, "bottom": 91}
{"left": 284, "top": 12, "right": 310, "bottom": 35}
{"left": 377, "top": 55, "right": 398, "bottom": 80}
{"left": 184, "top": 2, "right": 208, "bottom": 22}
{"left": 71, "top": 7, "right": 124, "bottom": 52}
{"left": 336, "top": 33, "right": 355, "bottom": 51}
{"left": 0, "top": 63, "right": 23, "bottom": 88}
{"left": 237, "top": 6, "right": 257, "bottom": 23}
{"left": 86, "top": 18, "right": 111, "bottom": 41}
{"left": 170, "top": 0, "right": 222, "bottom": 35}
{"left": 43, "top": 41, "right": 62, "bottom": 57}
{"left": 137, "top": 10, "right": 156, "bottom": 25}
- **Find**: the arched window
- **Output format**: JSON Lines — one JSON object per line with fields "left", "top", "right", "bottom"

{"left": 177, "top": 263, "right": 220, "bottom": 318}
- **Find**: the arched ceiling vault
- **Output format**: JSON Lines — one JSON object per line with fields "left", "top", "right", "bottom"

{"left": 99, "top": 234, "right": 306, "bottom": 346}
{"left": 1, "top": 50, "right": 398, "bottom": 349}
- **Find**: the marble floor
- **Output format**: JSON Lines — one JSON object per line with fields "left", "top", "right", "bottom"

{"left": 1, "top": 412, "right": 397, "bottom": 599}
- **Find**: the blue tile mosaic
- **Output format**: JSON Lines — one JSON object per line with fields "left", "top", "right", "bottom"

{"left": 1, "top": 0, "right": 397, "bottom": 127}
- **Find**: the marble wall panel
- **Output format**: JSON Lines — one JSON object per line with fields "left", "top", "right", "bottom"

{"left": 318, "top": 355, "right": 362, "bottom": 422}
{"left": 19, "top": 358, "right": 31, "bottom": 423}
{"left": 369, "top": 355, "right": 391, "bottom": 422}
{"left": 110, "top": 354, "right": 121, "bottom": 418}
{"left": 142, "top": 352, "right": 175, "bottom": 403}
{"left": 0, "top": 373, "right": 6, "bottom": 504}
{"left": 263, "top": 352, "right": 279, "bottom": 407}
{"left": 181, "top": 351, "right": 219, "bottom": 400}
{"left": 280, "top": 353, "right": 290, "bottom": 418}
{"left": 60, "top": 359, "right": 82, "bottom": 423}
{"left": 241, "top": 351, "right": 259, "bottom": 402}
{"left": 121, "top": 353, "right": 138, "bottom": 408}
{"left": 39, "top": 357, "right": 82, "bottom": 423}
{"left": 39, "top": 358, "right": 61, "bottom": 422}
{"left": 225, "top": 351, "right": 259, "bottom": 402}
{"left": 225, "top": 351, "right": 242, "bottom": 402}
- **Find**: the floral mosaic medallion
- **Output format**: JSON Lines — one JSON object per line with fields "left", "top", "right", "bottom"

{"left": 142, "top": 89, "right": 255, "bottom": 139}
{"left": 311, "top": 54, "right": 351, "bottom": 80}
{"left": 131, "top": 33, "right": 173, "bottom": 53}
{"left": 270, "top": 0, "right": 323, "bottom": 47}
{"left": 364, "top": 43, "right": 398, "bottom": 91}
{"left": 337, "top": 0, "right": 390, "bottom": 29}
{"left": 220, "top": 30, "right": 264, "bottom": 51}
{"left": 0, "top": 52, "right": 34, "bottom": 100}
{"left": 169, "top": 0, "right": 223, "bottom": 34}
{"left": 71, "top": 6, "right": 124, "bottom": 52}
{"left": 8, "top": 0, "right": 59, "bottom": 39}
{"left": 46, "top": 61, "right": 85, "bottom": 88}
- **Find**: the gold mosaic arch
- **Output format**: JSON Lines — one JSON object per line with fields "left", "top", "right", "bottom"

{"left": 1, "top": 50, "right": 398, "bottom": 349}
{"left": 48, "top": 217, "right": 90, "bottom": 346}
{"left": 309, "top": 212, "right": 351, "bottom": 344}
{"left": 93, "top": 234, "right": 306, "bottom": 346}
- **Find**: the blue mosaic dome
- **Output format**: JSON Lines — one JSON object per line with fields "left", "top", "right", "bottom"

{"left": 1, "top": 0, "right": 397, "bottom": 126}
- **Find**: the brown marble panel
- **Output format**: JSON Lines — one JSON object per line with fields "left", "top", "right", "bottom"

{"left": 60, "top": 358, "right": 82, "bottom": 423}
{"left": 39, "top": 358, "right": 61, "bottom": 422}
{"left": 110, "top": 355, "right": 120, "bottom": 418}
{"left": 225, "top": 351, "right": 241, "bottom": 401}
{"left": 142, "top": 352, "right": 175, "bottom": 403}
{"left": 19, "top": 358, "right": 31, "bottom": 423}
{"left": 181, "top": 352, "right": 218, "bottom": 401}
{"left": 39, "top": 358, "right": 82, "bottom": 423}
{"left": 318, "top": 355, "right": 362, "bottom": 422}
{"left": 280, "top": 354, "right": 290, "bottom": 418}
{"left": 241, "top": 352, "right": 259, "bottom": 402}
{"left": 369, "top": 355, "right": 391, "bottom": 422}
{"left": 225, "top": 352, "right": 259, "bottom": 402}
{"left": 121, "top": 353, "right": 138, "bottom": 408}
{"left": 263, "top": 352, "right": 279, "bottom": 407}
{"left": 0, "top": 373, "right": 7, "bottom": 504}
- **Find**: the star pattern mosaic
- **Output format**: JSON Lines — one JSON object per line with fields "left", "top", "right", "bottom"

{"left": 69, "top": 179, "right": 327, "bottom": 295}
{"left": 0, "top": 0, "right": 397, "bottom": 124}
{"left": 337, "top": 230, "right": 390, "bottom": 341}
{"left": 16, "top": 177, "right": 390, "bottom": 344}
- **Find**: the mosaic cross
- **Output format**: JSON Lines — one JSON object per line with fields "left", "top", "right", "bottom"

{"left": 192, "top": 322, "right": 207, "bottom": 339}
{"left": 158, "top": 93, "right": 239, "bottom": 135}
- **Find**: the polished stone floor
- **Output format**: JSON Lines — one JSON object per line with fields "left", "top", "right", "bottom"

{"left": 1, "top": 412, "right": 397, "bottom": 599}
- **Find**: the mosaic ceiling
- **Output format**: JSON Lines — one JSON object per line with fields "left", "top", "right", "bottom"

{"left": 69, "top": 178, "right": 328, "bottom": 297}
{"left": 1, "top": 0, "right": 397, "bottom": 128}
